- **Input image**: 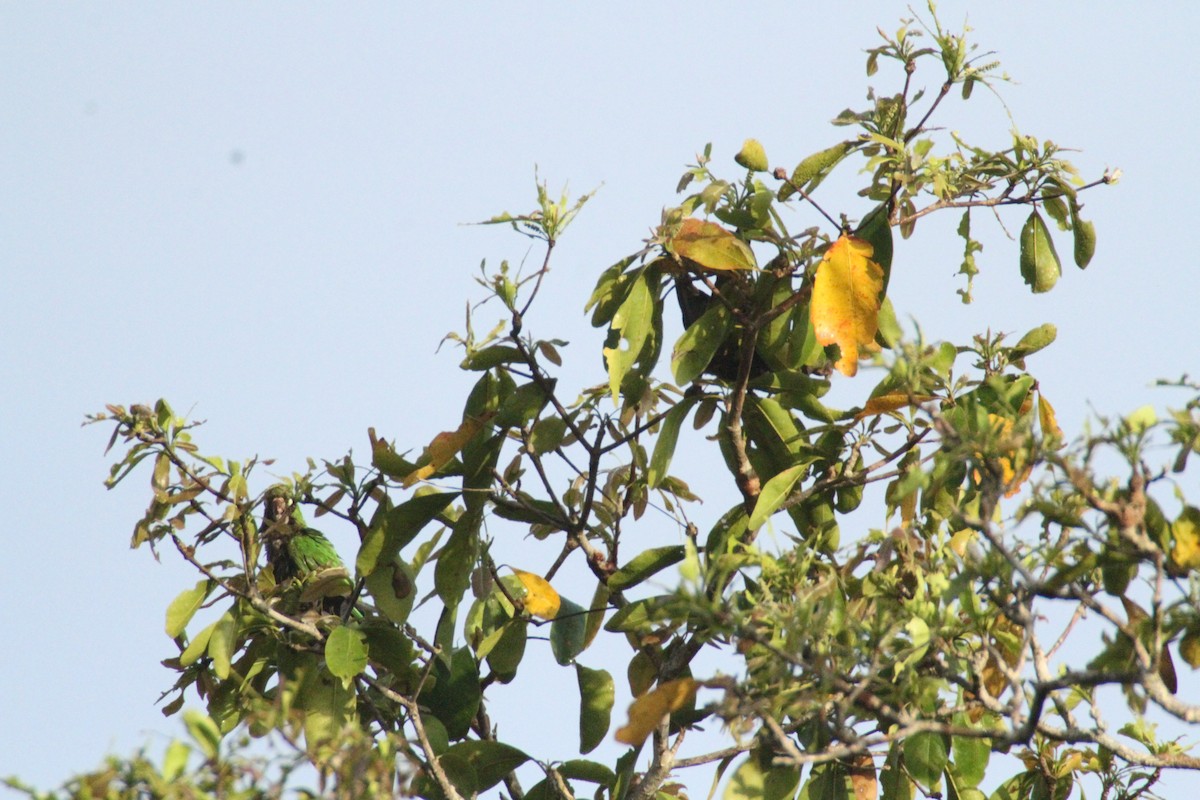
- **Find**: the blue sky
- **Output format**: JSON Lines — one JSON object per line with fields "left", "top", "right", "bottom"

{"left": 3, "top": 2, "right": 1198, "bottom": 795}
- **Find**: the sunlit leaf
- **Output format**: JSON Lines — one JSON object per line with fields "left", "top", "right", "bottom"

{"left": 165, "top": 580, "right": 210, "bottom": 638}
{"left": 811, "top": 234, "right": 884, "bottom": 376}
{"left": 735, "top": 138, "right": 769, "bottom": 172}
{"left": 670, "top": 218, "right": 757, "bottom": 272}
{"left": 511, "top": 568, "right": 562, "bottom": 619}
{"left": 603, "top": 272, "right": 655, "bottom": 403}
{"left": 614, "top": 677, "right": 697, "bottom": 746}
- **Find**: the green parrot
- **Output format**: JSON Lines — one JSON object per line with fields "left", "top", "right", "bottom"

{"left": 259, "top": 486, "right": 353, "bottom": 615}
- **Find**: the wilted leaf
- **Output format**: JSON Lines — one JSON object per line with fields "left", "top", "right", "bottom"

{"left": 512, "top": 568, "right": 562, "bottom": 619}
{"left": 811, "top": 234, "right": 884, "bottom": 377}
{"left": 615, "top": 678, "right": 697, "bottom": 746}
{"left": 856, "top": 391, "right": 936, "bottom": 419}
{"left": 847, "top": 753, "right": 878, "bottom": 800}
{"left": 402, "top": 415, "right": 493, "bottom": 488}
{"left": 670, "top": 218, "right": 757, "bottom": 272}
{"left": 1037, "top": 391, "right": 1062, "bottom": 443}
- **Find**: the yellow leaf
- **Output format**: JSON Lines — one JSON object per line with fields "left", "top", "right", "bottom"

{"left": 401, "top": 414, "right": 492, "bottom": 488}
{"left": 670, "top": 218, "right": 757, "bottom": 272}
{"left": 856, "top": 391, "right": 936, "bottom": 419}
{"left": 1170, "top": 506, "right": 1200, "bottom": 572}
{"left": 1037, "top": 391, "right": 1062, "bottom": 442}
{"left": 511, "top": 568, "right": 561, "bottom": 620}
{"left": 614, "top": 677, "right": 697, "bottom": 746}
{"left": 811, "top": 234, "right": 884, "bottom": 377}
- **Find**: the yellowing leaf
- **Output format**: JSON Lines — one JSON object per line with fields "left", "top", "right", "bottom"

{"left": 670, "top": 218, "right": 757, "bottom": 272}
{"left": 401, "top": 414, "right": 492, "bottom": 488}
{"left": 615, "top": 677, "right": 697, "bottom": 746}
{"left": 1170, "top": 506, "right": 1200, "bottom": 572}
{"left": 511, "top": 568, "right": 562, "bottom": 619}
{"left": 1037, "top": 391, "right": 1062, "bottom": 443}
{"left": 856, "top": 391, "right": 936, "bottom": 419}
{"left": 811, "top": 235, "right": 884, "bottom": 377}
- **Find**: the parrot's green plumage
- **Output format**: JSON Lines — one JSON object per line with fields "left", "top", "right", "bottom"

{"left": 260, "top": 486, "right": 352, "bottom": 615}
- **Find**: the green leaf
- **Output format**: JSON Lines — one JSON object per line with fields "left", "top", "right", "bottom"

{"left": 550, "top": 596, "right": 589, "bottom": 665}
{"left": 299, "top": 665, "right": 355, "bottom": 751}
{"left": 576, "top": 664, "right": 615, "bottom": 755}
{"left": 735, "top": 138, "right": 769, "bottom": 172}
{"left": 778, "top": 141, "right": 856, "bottom": 200}
{"left": 365, "top": 558, "right": 416, "bottom": 624}
{"left": 165, "top": 580, "right": 210, "bottom": 638}
{"left": 1019, "top": 210, "right": 1061, "bottom": 293}
{"left": 1010, "top": 323, "right": 1057, "bottom": 361}
{"left": 180, "top": 620, "right": 216, "bottom": 667}
{"left": 672, "top": 302, "right": 733, "bottom": 387}
{"left": 529, "top": 416, "right": 568, "bottom": 454}
{"left": 182, "top": 709, "right": 222, "bottom": 761}
{"left": 485, "top": 618, "right": 527, "bottom": 681}
{"left": 161, "top": 739, "right": 190, "bottom": 782}
{"left": 324, "top": 626, "right": 368, "bottom": 686}
{"left": 604, "top": 272, "right": 655, "bottom": 403}
{"left": 855, "top": 201, "right": 894, "bottom": 295}
{"left": 749, "top": 463, "right": 807, "bottom": 530}
{"left": 904, "top": 732, "right": 949, "bottom": 792}
{"left": 420, "top": 647, "right": 481, "bottom": 741}
{"left": 725, "top": 752, "right": 800, "bottom": 800}
{"left": 206, "top": 609, "right": 238, "bottom": 681}
{"left": 356, "top": 491, "right": 458, "bottom": 576}
{"left": 951, "top": 729, "right": 990, "bottom": 789}
{"left": 881, "top": 741, "right": 913, "bottom": 800}
{"left": 648, "top": 398, "right": 696, "bottom": 488}
{"left": 462, "top": 344, "right": 523, "bottom": 371}
{"left": 607, "top": 545, "right": 687, "bottom": 592}
{"left": 441, "top": 741, "right": 530, "bottom": 792}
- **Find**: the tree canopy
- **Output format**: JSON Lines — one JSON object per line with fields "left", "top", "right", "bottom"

{"left": 13, "top": 8, "right": 1200, "bottom": 800}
